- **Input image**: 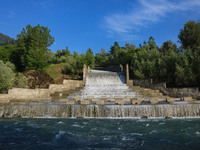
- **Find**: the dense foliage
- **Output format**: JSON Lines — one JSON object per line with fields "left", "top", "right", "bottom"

{"left": 95, "top": 21, "right": 200, "bottom": 88}
{"left": 0, "top": 61, "right": 27, "bottom": 93}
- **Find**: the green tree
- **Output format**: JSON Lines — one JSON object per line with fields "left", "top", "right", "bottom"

{"left": 148, "top": 36, "right": 158, "bottom": 50}
{"left": 61, "top": 46, "right": 70, "bottom": 56}
{"left": 160, "top": 40, "right": 177, "bottom": 54}
{"left": 0, "top": 61, "right": 15, "bottom": 93}
{"left": 95, "top": 48, "right": 109, "bottom": 66}
{"left": 17, "top": 24, "right": 54, "bottom": 71}
{"left": 178, "top": 20, "right": 200, "bottom": 51}
{"left": 85, "top": 48, "right": 95, "bottom": 68}
{"left": 0, "top": 44, "right": 18, "bottom": 63}
{"left": 55, "top": 49, "right": 62, "bottom": 58}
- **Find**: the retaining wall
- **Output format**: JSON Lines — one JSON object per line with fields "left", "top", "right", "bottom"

{"left": 130, "top": 79, "right": 200, "bottom": 98}
{"left": 0, "top": 79, "right": 84, "bottom": 102}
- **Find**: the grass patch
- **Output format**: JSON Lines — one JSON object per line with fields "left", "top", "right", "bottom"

{"left": 45, "top": 63, "right": 67, "bottom": 79}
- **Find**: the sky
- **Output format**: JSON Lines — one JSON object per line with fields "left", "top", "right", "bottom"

{"left": 0, "top": 0, "right": 200, "bottom": 54}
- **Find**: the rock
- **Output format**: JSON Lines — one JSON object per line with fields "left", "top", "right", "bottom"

{"left": 12, "top": 114, "right": 21, "bottom": 118}
{"left": 165, "top": 116, "right": 173, "bottom": 119}
{"left": 76, "top": 116, "right": 84, "bottom": 119}
{"left": 101, "top": 96, "right": 107, "bottom": 99}
{"left": 87, "top": 96, "right": 94, "bottom": 99}
{"left": 96, "top": 100, "right": 105, "bottom": 105}
{"left": 141, "top": 116, "right": 148, "bottom": 119}
{"left": 66, "top": 101, "right": 75, "bottom": 105}
{"left": 80, "top": 100, "right": 90, "bottom": 105}
{"left": 114, "top": 96, "right": 121, "bottom": 99}
{"left": 150, "top": 98, "right": 158, "bottom": 104}
{"left": 115, "top": 100, "right": 124, "bottom": 105}
{"left": 2, "top": 113, "right": 11, "bottom": 118}
{"left": 183, "top": 97, "right": 194, "bottom": 102}
{"left": 107, "top": 99, "right": 115, "bottom": 102}
{"left": 167, "top": 97, "right": 175, "bottom": 104}
{"left": 132, "top": 98, "right": 144, "bottom": 105}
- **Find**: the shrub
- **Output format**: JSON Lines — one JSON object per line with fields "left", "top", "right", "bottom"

{"left": 0, "top": 61, "right": 15, "bottom": 93}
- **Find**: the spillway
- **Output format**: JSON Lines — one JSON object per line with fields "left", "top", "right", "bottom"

{"left": 68, "top": 70, "right": 140, "bottom": 99}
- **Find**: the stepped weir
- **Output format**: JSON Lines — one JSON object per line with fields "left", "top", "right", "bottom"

{"left": 67, "top": 70, "right": 140, "bottom": 99}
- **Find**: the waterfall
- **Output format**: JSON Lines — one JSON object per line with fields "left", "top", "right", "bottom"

{"left": 1, "top": 103, "right": 199, "bottom": 118}
{"left": 68, "top": 70, "right": 140, "bottom": 99}
{"left": 70, "top": 104, "right": 200, "bottom": 118}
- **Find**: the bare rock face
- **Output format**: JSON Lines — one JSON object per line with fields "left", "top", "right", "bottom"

{"left": 23, "top": 70, "right": 54, "bottom": 89}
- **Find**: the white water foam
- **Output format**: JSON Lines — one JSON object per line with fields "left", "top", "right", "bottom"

{"left": 55, "top": 131, "right": 66, "bottom": 139}
{"left": 68, "top": 70, "right": 140, "bottom": 99}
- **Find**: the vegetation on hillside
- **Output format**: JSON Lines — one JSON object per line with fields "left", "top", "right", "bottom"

{"left": 0, "top": 33, "right": 16, "bottom": 46}
{"left": 0, "top": 20, "right": 200, "bottom": 93}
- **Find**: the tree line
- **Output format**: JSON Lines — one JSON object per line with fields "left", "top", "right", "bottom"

{"left": 96, "top": 20, "right": 200, "bottom": 88}
{"left": 0, "top": 20, "right": 200, "bottom": 93}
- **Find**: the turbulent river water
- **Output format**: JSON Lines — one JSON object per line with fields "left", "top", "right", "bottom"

{"left": 0, "top": 118, "right": 200, "bottom": 149}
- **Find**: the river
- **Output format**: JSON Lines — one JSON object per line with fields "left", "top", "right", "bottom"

{"left": 0, "top": 118, "right": 200, "bottom": 149}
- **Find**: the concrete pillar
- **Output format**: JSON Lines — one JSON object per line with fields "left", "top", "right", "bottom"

{"left": 120, "top": 64, "right": 123, "bottom": 72}
{"left": 87, "top": 66, "right": 91, "bottom": 73}
{"left": 126, "top": 63, "right": 129, "bottom": 85}
{"left": 83, "top": 64, "right": 87, "bottom": 85}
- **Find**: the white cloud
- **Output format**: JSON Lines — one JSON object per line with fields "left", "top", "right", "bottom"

{"left": 105, "top": 0, "right": 200, "bottom": 34}
{"left": 31, "top": 0, "right": 54, "bottom": 9}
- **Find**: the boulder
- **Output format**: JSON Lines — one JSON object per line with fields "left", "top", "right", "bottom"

{"left": 132, "top": 98, "right": 144, "bottom": 105}
{"left": 2, "top": 113, "right": 11, "bottom": 118}
{"left": 150, "top": 98, "right": 158, "bottom": 104}
{"left": 141, "top": 116, "right": 148, "bottom": 119}
{"left": 167, "top": 97, "right": 175, "bottom": 104}
{"left": 115, "top": 100, "right": 124, "bottom": 105}
{"left": 12, "top": 114, "right": 21, "bottom": 118}
{"left": 165, "top": 116, "right": 173, "bottom": 119}
{"left": 107, "top": 99, "right": 115, "bottom": 102}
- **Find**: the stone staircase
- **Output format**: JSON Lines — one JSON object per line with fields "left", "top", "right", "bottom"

{"left": 50, "top": 87, "right": 83, "bottom": 99}
{"left": 129, "top": 85, "right": 169, "bottom": 100}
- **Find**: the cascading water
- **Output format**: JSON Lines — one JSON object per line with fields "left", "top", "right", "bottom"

{"left": 1, "top": 69, "right": 199, "bottom": 118}
{"left": 68, "top": 70, "right": 140, "bottom": 99}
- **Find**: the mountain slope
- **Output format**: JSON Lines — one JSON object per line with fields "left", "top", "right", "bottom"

{"left": 0, "top": 33, "right": 15, "bottom": 46}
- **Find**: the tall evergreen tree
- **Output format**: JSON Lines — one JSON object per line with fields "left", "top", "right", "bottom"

{"left": 178, "top": 20, "right": 200, "bottom": 51}
{"left": 85, "top": 48, "right": 95, "bottom": 68}
{"left": 16, "top": 24, "right": 54, "bottom": 71}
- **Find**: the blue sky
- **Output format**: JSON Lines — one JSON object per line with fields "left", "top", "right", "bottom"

{"left": 0, "top": 0, "right": 200, "bottom": 54}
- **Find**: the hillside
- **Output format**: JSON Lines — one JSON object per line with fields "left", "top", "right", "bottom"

{"left": 0, "top": 33, "right": 15, "bottom": 46}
